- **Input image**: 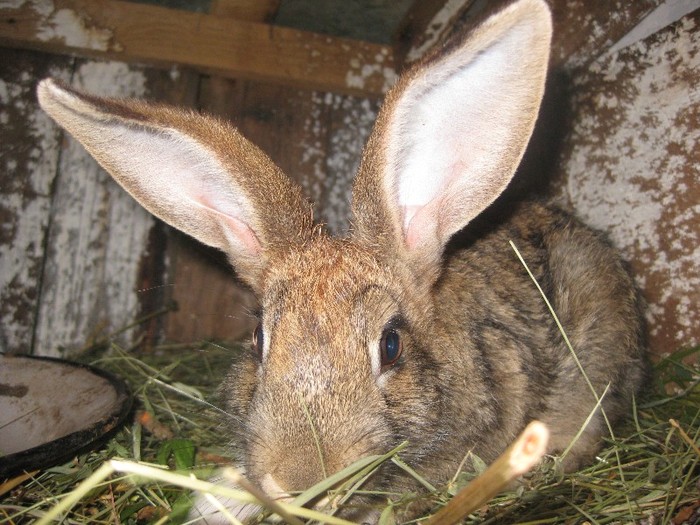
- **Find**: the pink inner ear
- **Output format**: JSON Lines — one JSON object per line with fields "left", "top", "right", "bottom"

{"left": 222, "top": 214, "right": 262, "bottom": 256}
{"left": 198, "top": 193, "right": 262, "bottom": 256}
{"left": 403, "top": 201, "right": 439, "bottom": 250}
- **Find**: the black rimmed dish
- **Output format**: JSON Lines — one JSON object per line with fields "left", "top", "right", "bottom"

{"left": 0, "top": 354, "right": 132, "bottom": 477}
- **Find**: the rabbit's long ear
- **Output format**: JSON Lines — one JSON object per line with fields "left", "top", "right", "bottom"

{"left": 38, "top": 79, "right": 313, "bottom": 291}
{"left": 352, "top": 0, "right": 551, "bottom": 277}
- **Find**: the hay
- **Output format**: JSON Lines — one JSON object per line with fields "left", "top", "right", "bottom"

{"left": 1, "top": 340, "right": 698, "bottom": 524}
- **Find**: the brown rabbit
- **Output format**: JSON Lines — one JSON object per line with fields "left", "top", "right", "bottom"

{"left": 37, "top": 0, "right": 646, "bottom": 521}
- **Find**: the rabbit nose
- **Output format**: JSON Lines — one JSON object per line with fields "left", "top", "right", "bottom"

{"left": 261, "top": 472, "right": 337, "bottom": 515}
{"left": 260, "top": 474, "right": 291, "bottom": 501}
{"left": 263, "top": 454, "right": 326, "bottom": 493}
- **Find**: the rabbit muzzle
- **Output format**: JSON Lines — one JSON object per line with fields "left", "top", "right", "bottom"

{"left": 243, "top": 359, "right": 393, "bottom": 493}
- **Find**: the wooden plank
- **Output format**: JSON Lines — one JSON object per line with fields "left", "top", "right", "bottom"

{"left": 32, "top": 61, "right": 156, "bottom": 356}
{"left": 396, "top": 0, "right": 662, "bottom": 71}
{"left": 548, "top": 0, "right": 662, "bottom": 70}
{"left": 394, "top": 0, "right": 475, "bottom": 69}
{"left": 0, "top": 0, "right": 396, "bottom": 96}
{"left": 31, "top": 59, "right": 197, "bottom": 356}
{"left": 0, "top": 48, "right": 72, "bottom": 355}
{"left": 209, "top": 0, "right": 280, "bottom": 22}
{"left": 554, "top": 10, "right": 700, "bottom": 355}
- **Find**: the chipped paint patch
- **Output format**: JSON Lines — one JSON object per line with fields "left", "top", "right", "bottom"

{"left": 560, "top": 13, "right": 700, "bottom": 352}
{"left": 325, "top": 95, "right": 377, "bottom": 233}
{"left": 0, "top": 58, "right": 70, "bottom": 354}
{"left": 23, "top": 0, "right": 118, "bottom": 52}
{"left": 0, "top": 0, "right": 27, "bottom": 9}
{"left": 345, "top": 63, "right": 396, "bottom": 93}
{"left": 300, "top": 93, "right": 377, "bottom": 234}
{"left": 605, "top": 0, "right": 700, "bottom": 56}
{"left": 32, "top": 61, "right": 154, "bottom": 356}
{"left": 550, "top": 0, "right": 659, "bottom": 70}
{"left": 344, "top": 46, "right": 396, "bottom": 93}
{"left": 405, "top": 0, "right": 472, "bottom": 63}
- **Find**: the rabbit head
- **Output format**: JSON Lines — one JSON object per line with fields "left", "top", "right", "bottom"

{"left": 37, "top": 0, "right": 641, "bottom": 521}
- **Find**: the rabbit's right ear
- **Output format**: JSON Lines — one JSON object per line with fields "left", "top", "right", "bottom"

{"left": 37, "top": 79, "right": 313, "bottom": 291}
{"left": 352, "top": 0, "right": 551, "bottom": 281}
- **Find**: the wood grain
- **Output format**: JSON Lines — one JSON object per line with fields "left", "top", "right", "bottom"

{"left": 209, "top": 0, "right": 280, "bottom": 22}
{"left": 397, "top": 0, "right": 662, "bottom": 71}
{"left": 0, "top": 49, "right": 71, "bottom": 354}
{"left": 27, "top": 59, "right": 197, "bottom": 356}
{"left": 0, "top": 0, "right": 395, "bottom": 96}
{"left": 555, "top": 10, "right": 700, "bottom": 355}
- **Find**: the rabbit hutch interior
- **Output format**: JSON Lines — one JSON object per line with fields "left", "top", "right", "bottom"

{"left": 0, "top": 0, "right": 699, "bottom": 523}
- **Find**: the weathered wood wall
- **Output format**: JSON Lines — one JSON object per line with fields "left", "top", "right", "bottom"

{"left": 0, "top": 49, "right": 377, "bottom": 356}
{"left": 0, "top": 49, "right": 199, "bottom": 356}
{"left": 0, "top": 49, "right": 69, "bottom": 355}
{"left": 555, "top": 9, "right": 700, "bottom": 355}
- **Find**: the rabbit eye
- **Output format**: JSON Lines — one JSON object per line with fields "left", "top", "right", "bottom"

{"left": 379, "top": 328, "right": 402, "bottom": 368}
{"left": 252, "top": 323, "right": 264, "bottom": 358}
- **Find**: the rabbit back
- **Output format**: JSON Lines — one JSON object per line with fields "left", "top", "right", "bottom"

{"left": 428, "top": 200, "right": 647, "bottom": 475}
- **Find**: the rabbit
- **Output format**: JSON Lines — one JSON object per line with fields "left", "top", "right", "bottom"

{"left": 37, "top": 0, "right": 647, "bottom": 521}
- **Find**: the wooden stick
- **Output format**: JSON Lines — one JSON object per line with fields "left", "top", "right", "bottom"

{"left": 425, "top": 421, "right": 550, "bottom": 525}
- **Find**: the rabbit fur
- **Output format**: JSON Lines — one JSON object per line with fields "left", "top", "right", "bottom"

{"left": 37, "top": 0, "right": 647, "bottom": 521}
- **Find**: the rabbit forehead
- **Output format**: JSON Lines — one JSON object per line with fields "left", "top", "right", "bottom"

{"left": 265, "top": 237, "right": 395, "bottom": 318}
{"left": 260, "top": 238, "right": 403, "bottom": 363}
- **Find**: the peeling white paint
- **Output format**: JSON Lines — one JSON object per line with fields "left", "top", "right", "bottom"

{"left": 22, "top": 0, "right": 118, "bottom": 53}
{"left": 0, "top": 0, "right": 27, "bottom": 9}
{"left": 33, "top": 61, "right": 154, "bottom": 356}
{"left": 298, "top": 91, "right": 327, "bottom": 218}
{"left": 343, "top": 42, "right": 396, "bottom": 93}
{"left": 324, "top": 95, "right": 376, "bottom": 234}
{"left": 562, "top": 14, "right": 700, "bottom": 350}
{"left": 36, "top": 8, "right": 114, "bottom": 51}
{"left": 345, "top": 63, "right": 396, "bottom": 94}
{"left": 0, "top": 63, "right": 70, "bottom": 353}
{"left": 299, "top": 93, "right": 377, "bottom": 234}
{"left": 605, "top": 0, "right": 700, "bottom": 56}
{"left": 405, "top": 0, "right": 471, "bottom": 63}
{"left": 554, "top": 1, "right": 663, "bottom": 71}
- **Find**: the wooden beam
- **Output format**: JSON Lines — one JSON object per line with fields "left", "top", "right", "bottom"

{"left": 209, "top": 0, "right": 280, "bottom": 23}
{"left": 0, "top": 0, "right": 395, "bottom": 97}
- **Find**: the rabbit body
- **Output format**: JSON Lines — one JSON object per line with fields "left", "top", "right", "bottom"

{"left": 36, "top": 0, "right": 647, "bottom": 520}
{"left": 222, "top": 200, "right": 646, "bottom": 499}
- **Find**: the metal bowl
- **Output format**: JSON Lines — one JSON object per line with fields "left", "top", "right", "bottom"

{"left": 0, "top": 354, "right": 132, "bottom": 477}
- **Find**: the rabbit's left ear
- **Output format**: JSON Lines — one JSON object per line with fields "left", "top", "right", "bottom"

{"left": 37, "top": 79, "right": 314, "bottom": 292}
{"left": 351, "top": 0, "right": 551, "bottom": 274}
